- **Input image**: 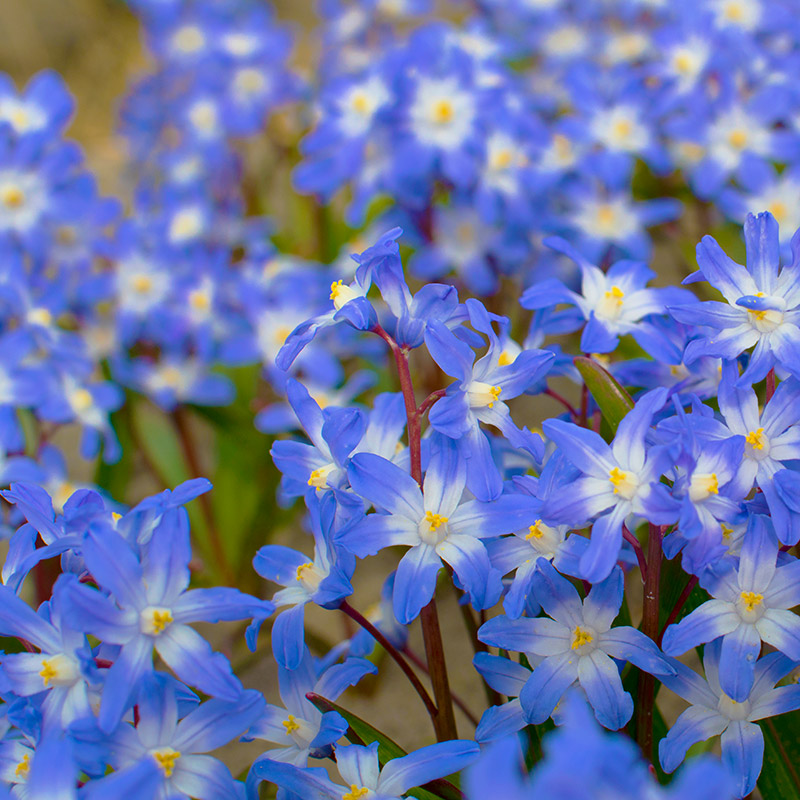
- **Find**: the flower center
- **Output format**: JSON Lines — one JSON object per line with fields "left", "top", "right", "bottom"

{"left": 468, "top": 381, "right": 502, "bottom": 409}
{"left": 14, "top": 753, "right": 31, "bottom": 781}
{"left": 70, "top": 388, "right": 94, "bottom": 414}
{"left": 132, "top": 274, "right": 153, "bottom": 293}
{"left": 571, "top": 626, "right": 595, "bottom": 652}
{"left": 608, "top": 466, "right": 639, "bottom": 500}
{"left": 307, "top": 463, "right": 337, "bottom": 489}
{"left": 419, "top": 511, "right": 449, "bottom": 545}
{"left": 728, "top": 129, "right": 748, "bottom": 149}
{"left": 745, "top": 428, "right": 770, "bottom": 459}
{"left": 597, "top": 285, "right": 625, "bottom": 320}
{"left": 497, "top": 350, "right": 513, "bottom": 366}
{"left": 718, "top": 693, "right": 751, "bottom": 720}
{"left": 1, "top": 185, "right": 25, "bottom": 208}
{"left": 140, "top": 606, "right": 174, "bottom": 636}
{"left": 329, "top": 279, "right": 360, "bottom": 310}
{"left": 738, "top": 591, "right": 765, "bottom": 622}
{"left": 283, "top": 714, "right": 301, "bottom": 735}
{"left": 39, "top": 654, "right": 79, "bottom": 688}
{"left": 152, "top": 747, "right": 181, "bottom": 777}
{"left": 343, "top": 786, "right": 370, "bottom": 800}
{"left": 688, "top": 472, "right": 719, "bottom": 503}
{"left": 295, "top": 561, "right": 325, "bottom": 593}
{"left": 432, "top": 99, "right": 454, "bottom": 124}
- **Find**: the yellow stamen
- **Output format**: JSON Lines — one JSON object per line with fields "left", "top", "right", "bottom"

{"left": 433, "top": 99, "right": 454, "bottom": 124}
{"left": 488, "top": 385, "right": 501, "bottom": 408}
{"left": 1, "top": 186, "right": 24, "bottom": 208}
{"left": 283, "top": 714, "right": 301, "bottom": 735}
{"left": 613, "top": 119, "right": 632, "bottom": 139}
{"left": 571, "top": 626, "right": 593, "bottom": 649}
{"left": 14, "top": 753, "right": 31, "bottom": 780}
{"left": 296, "top": 562, "right": 314, "bottom": 582}
{"left": 425, "top": 511, "right": 448, "bottom": 530}
{"left": 728, "top": 130, "right": 748, "bottom": 149}
{"left": 604, "top": 286, "right": 625, "bottom": 307}
{"left": 150, "top": 609, "right": 173, "bottom": 635}
{"left": 721, "top": 522, "right": 733, "bottom": 540}
{"left": 609, "top": 466, "right": 628, "bottom": 493}
{"left": 746, "top": 428, "right": 766, "bottom": 450}
{"left": 526, "top": 520, "right": 544, "bottom": 540}
{"left": 132, "top": 275, "right": 153, "bottom": 293}
{"left": 343, "top": 786, "right": 370, "bottom": 800}
{"left": 596, "top": 204, "right": 615, "bottom": 226}
{"left": 497, "top": 351, "right": 512, "bottom": 366}
{"left": 740, "top": 591, "right": 763, "bottom": 612}
{"left": 330, "top": 279, "right": 344, "bottom": 301}
{"left": 39, "top": 659, "right": 57, "bottom": 687}
{"left": 152, "top": 748, "right": 181, "bottom": 777}
{"left": 352, "top": 93, "right": 369, "bottom": 113}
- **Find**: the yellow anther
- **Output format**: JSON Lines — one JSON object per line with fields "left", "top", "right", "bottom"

{"left": 189, "top": 290, "right": 211, "bottom": 311}
{"left": 283, "top": 714, "right": 301, "bottom": 735}
{"left": 613, "top": 119, "right": 632, "bottom": 139}
{"left": 343, "top": 786, "right": 370, "bottom": 800}
{"left": 488, "top": 385, "right": 501, "bottom": 408}
{"left": 433, "top": 99, "right": 454, "bottom": 124}
{"left": 740, "top": 591, "right": 763, "bottom": 612}
{"left": 491, "top": 149, "right": 514, "bottom": 170}
{"left": 769, "top": 201, "right": 788, "bottom": 224}
{"left": 674, "top": 53, "right": 693, "bottom": 73}
{"left": 721, "top": 522, "right": 733, "bottom": 540}
{"left": 14, "top": 753, "right": 31, "bottom": 780}
{"left": 308, "top": 467, "right": 328, "bottom": 488}
{"left": 275, "top": 326, "right": 291, "bottom": 344}
{"left": 604, "top": 286, "right": 625, "bottom": 307}
{"left": 724, "top": 2, "right": 744, "bottom": 20}
{"left": 526, "top": 520, "right": 544, "bottom": 540}
{"left": 553, "top": 134, "right": 572, "bottom": 159}
{"left": 352, "top": 93, "right": 369, "bottom": 113}
{"left": 112, "top": 512, "right": 122, "bottom": 522}
{"left": 497, "top": 351, "right": 513, "bottom": 366}
{"left": 425, "top": 511, "right": 448, "bottom": 530}
{"left": 152, "top": 748, "right": 181, "bottom": 777}
{"left": 728, "top": 130, "right": 748, "bottom": 149}
{"left": 132, "top": 275, "right": 153, "bottom": 293}
{"left": 1, "top": 186, "right": 24, "bottom": 208}
{"left": 150, "top": 609, "right": 173, "bottom": 634}
{"left": 746, "top": 428, "right": 766, "bottom": 450}
{"left": 703, "top": 473, "right": 719, "bottom": 495}
{"left": 571, "top": 626, "right": 594, "bottom": 650}
{"left": 296, "top": 562, "right": 314, "bottom": 582}
{"left": 330, "top": 280, "right": 344, "bottom": 301}
{"left": 39, "top": 659, "right": 57, "bottom": 687}
{"left": 609, "top": 467, "right": 628, "bottom": 493}
{"left": 596, "top": 204, "right": 615, "bottom": 226}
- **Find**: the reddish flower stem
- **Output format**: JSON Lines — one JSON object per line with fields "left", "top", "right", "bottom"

{"left": 544, "top": 387, "right": 578, "bottom": 419}
{"left": 658, "top": 574, "right": 699, "bottom": 645}
{"left": 339, "top": 600, "right": 438, "bottom": 720}
{"left": 622, "top": 524, "right": 647, "bottom": 582}
{"left": 636, "top": 524, "right": 663, "bottom": 760}
{"left": 373, "top": 324, "right": 458, "bottom": 742}
{"left": 766, "top": 368, "right": 776, "bottom": 403}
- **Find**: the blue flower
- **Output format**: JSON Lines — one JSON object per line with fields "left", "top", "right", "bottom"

{"left": 662, "top": 514, "right": 800, "bottom": 701}
{"left": 541, "top": 387, "right": 676, "bottom": 581}
{"left": 425, "top": 300, "right": 553, "bottom": 500}
{"left": 670, "top": 211, "right": 800, "bottom": 385}
{"left": 342, "top": 437, "right": 534, "bottom": 623}
{"left": 479, "top": 561, "right": 674, "bottom": 730}
{"left": 659, "top": 640, "right": 800, "bottom": 798}
{"left": 242, "top": 646, "right": 375, "bottom": 766}
{"left": 247, "top": 739, "right": 479, "bottom": 800}
{"left": 56, "top": 508, "right": 271, "bottom": 731}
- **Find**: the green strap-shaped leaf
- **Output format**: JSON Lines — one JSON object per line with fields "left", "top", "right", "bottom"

{"left": 306, "top": 693, "right": 463, "bottom": 800}
{"left": 574, "top": 356, "right": 635, "bottom": 434}
{"left": 758, "top": 712, "right": 800, "bottom": 798}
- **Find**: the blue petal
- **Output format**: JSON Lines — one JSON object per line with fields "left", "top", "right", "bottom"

{"left": 378, "top": 740, "right": 479, "bottom": 796}
{"left": 600, "top": 627, "right": 674, "bottom": 676}
{"left": 173, "top": 690, "right": 264, "bottom": 753}
{"left": 519, "top": 653, "right": 578, "bottom": 724}
{"left": 424, "top": 320, "right": 475, "bottom": 383}
{"left": 314, "top": 657, "right": 378, "bottom": 700}
{"left": 658, "top": 705, "right": 728, "bottom": 774}
{"left": 472, "top": 653, "right": 530, "bottom": 696}
{"left": 718, "top": 623, "right": 761, "bottom": 702}
{"left": 474, "top": 699, "right": 526, "bottom": 743}
{"left": 661, "top": 600, "right": 741, "bottom": 656}
{"left": 348, "top": 453, "right": 422, "bottom": 520}
{"left": 720, "top": 721, "right": 763, "bottom": 799}
{"left": 247, "top": 757, "right": 339, "bottom": 800}
{"left": 392, "top": 545, "right": 441, "bottom": 625}
{"left": 578, "top": 650, "right": 632, "bottom": 730}
{"left": 271, "top": 604, "right": 308, "bottom": 671}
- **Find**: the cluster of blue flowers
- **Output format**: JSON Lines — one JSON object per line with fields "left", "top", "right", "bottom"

{"left": 2, "top": 0, "right": 800, "bottom": 798}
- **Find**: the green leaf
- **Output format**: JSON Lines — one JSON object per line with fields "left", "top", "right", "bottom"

{"left": 758, "top": 712, "right": 800, "bottom": 798}
{"left": 305, "top": 693, "right": 463, "bottom": 800}
{"left": 574, "top": 356, "right": 635, "bottom": 434}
